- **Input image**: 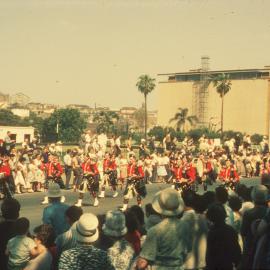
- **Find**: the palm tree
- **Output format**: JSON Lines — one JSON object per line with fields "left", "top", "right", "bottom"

{"left": 212, "top": 73, "right": 232, "bottom": 134}
{"left": 136, "top": 75, "right": 156, "bottom": 140}
{"left": 169, "top": 108, "right": 198, "bottom": 132}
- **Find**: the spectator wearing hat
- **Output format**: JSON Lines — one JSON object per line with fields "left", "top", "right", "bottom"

{"left": 58, "top": 213, "right": 114, "bottom": 270}
{"left": 136, "top": 188, "right": 192, "bottom": 270}
{"left": 241, "top": 184, "right": 268, "bottom": 269}
{"left": 102, "top": 210, "right": 135, "bottom": 270}
{"left": 0, "top": 198, "right": 21, "bottom": 270}
{"left": 206, "top": 203, "right": 241, "bottom": 270}
{"left": 42, "top": 183, "right": 69, "bottom": 236}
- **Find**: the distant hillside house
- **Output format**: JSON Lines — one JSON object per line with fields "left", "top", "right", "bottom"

{"left": 9, "top": 92, "right": 30, "bottom": 106}
{"left": 11, "top": 108, "right": 30, "bottom": 118}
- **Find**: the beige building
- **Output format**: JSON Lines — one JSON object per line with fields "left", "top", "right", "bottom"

{"left": 157, "top": 67, "right": 270, "bottom": 135}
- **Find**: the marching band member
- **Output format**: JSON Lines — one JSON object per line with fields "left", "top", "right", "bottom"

{"left": 219, "top": 159, "right": 240, "bottom": 190}
{"left": 120, "top": 156, "right": 147, "bottom": 211}
{"left": 98, "top": 153, "right": 118, "bottom": 198}
{"left": 75, "top": 155, "right": 99, "bottom": 207}
{"left": 0, "top": 156, "right": 12, "bottom": 198}
{"left": 41, "top": 155, "right": 65, "bottom": 205}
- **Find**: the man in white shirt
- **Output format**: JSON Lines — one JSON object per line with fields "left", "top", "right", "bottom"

{"left": 64, "top": 150, "right": 73, "bottom": 189}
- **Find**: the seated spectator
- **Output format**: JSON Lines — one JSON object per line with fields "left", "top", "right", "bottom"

{"left": 125, "top": 210, "right": 142, "bottom": 255}
{"left": 137, "top": 188, "right": 192, "bottom": 270}
{"left": 102, "top": 210, "right": 135, "bottom": 270}
{"left": 24, "top": 224, "right": 55, "bottom": 270}
{"left": 241, "top": 184, "right": 268, "bottom": 269}
{"left": 206, "top": 203, "right": 241, "bottom": 270}
{"left": 6, "top": 218, "right": 40, "bottom": 270}
{"left": 0, "top": 198, "right": 21, "bottom": 270}
{"left": 58, "top": 213, "right": 114, "bottom": 270}
{"left": 42, "top": 183, "right": 70, "bottom": 236}
{"left": 55, "top": 206, "right": 83, "bottom": 255}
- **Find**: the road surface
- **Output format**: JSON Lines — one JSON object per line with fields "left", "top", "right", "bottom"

{"left": 12, "top": 177, "right": 260, "bottom": 231}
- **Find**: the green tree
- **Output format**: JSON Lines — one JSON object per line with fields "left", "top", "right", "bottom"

{"left": 93, "top": 111, "right": 119, "bottom": 134}
{"left": 41, "top": 108, "right": 87, "bottom": 143}
{"left": 212, "top": 73, "right": 232, "bottom": 134}
{"left": 169, "top": 108, "right": 198, "bottom": 132}
{"left": 136, "top": 74, "right": 156, "bottom": 140}
{"left": 0, "top": 109, "right": 23, "bottom": 126}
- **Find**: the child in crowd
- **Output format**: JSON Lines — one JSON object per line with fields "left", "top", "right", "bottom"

{"left": 5, "top": 217, "right": 40, "bottom": 270}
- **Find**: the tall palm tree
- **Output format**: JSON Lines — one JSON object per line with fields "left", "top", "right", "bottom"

{"left": 212, "top": 73, "right": 232, "bottom": 134}
{"left": 136, "top": 75, "right": 156, "bottom": 140}
{"left": 169, "top": 108, "right": 198, "bottom": 132}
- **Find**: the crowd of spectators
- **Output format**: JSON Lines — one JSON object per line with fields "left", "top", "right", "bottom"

{"left": 1, "top": 175, "right": 270, "bottom": 270}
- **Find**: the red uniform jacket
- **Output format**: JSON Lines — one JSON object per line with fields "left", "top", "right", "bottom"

{"left": 206, "top": 161, "right": 213, "bottom": 172}
{"left": 82, "top": 162, "right": 99, "bottom": 175}
{"left": 108, "top": 160, "right": 117, "bottom": 171}
{"left": 127, "top": 164, "right": 136, "bottom": 177}
{"left": 47, "top": 162, "right": 63, "bottom": 177}
{"left": 173, "top": 166, "right": 182, "bottom": 181}
{"left": 103, "top": 159, "right": 110, "bottom": 172}
{"left": 219, "top": 167, "right": 239, "bottom": 181}
{"left": 103, "top": 159, "right": 117, "bottom": 172}
{"left": 136, "top": 165, "right": 144, "bottom": 178}
{"left": 0, "top": 164, "right": 11, "bottom": 177}
{"left": 186, "top": 164, "right": 196, "bottom": 183}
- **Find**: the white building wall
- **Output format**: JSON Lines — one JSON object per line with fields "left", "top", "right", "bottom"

{"left": 0, "top": 126, "right": 35, "bottom": 143}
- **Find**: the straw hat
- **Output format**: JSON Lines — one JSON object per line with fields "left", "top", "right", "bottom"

{"left": 72, "top": 213, "right": 99, "bottom": 243}
{"left": 152, "top": 188, "right": 184, "bottom": 217}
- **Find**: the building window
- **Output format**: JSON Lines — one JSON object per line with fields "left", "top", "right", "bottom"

{"left": 10, "top": 134, "right": 17, "bottom": 141}
{"left": 24, "top": 134, "right": 31, "bottom": 142}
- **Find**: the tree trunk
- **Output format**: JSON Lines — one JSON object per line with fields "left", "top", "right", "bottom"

{"left": 221, "top": 92, "right": 224, "bottom": 136}
{"left": 144, "top": 94, "right": 147, "bottom": 140}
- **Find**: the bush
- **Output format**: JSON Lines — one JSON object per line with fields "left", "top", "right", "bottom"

{"left": 251, "top": 134, "right": 263, "bottom": 145}
{"left": 222, "top": 130, "right": 243, "bottom": 141}
{"left": 132, "top": 133, "right": 144, "bottom": 145}
{"left": 148, "top": 126, "right": 166, "bottom": 141}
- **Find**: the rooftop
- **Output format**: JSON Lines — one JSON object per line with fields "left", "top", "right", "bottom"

{"left": 158, "top": 67, "right": 270, "bottom": 82}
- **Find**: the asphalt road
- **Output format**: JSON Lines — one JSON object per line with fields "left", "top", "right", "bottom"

{"left": 14, "top": 177, "right": 261, "bottom": 232}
